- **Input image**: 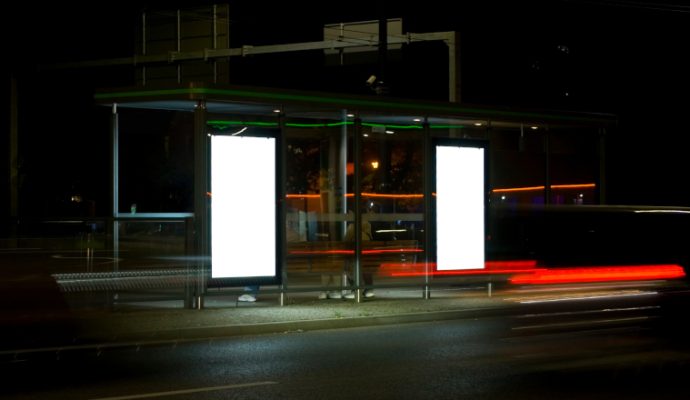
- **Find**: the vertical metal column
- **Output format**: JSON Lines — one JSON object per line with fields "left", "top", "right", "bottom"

{"left": 339, "top": 111, "right": 350, "bottom": 295}
{"left": 422, "top": 117, "right": 432, "bottom": 299}
{"left": 353, "top": 117, "right": 363, "bottom": 303}
{"left": 192, "top": 100, "right": 208, "bottom": 309}
{"left": 176, "top": 9, "right": 181, "bottom": 84}
{"left": 141, "top": 12, "right": 146, "bottom": 86}
{"left": 447, "top": 32, "right": 460, "bottom": 103}
{"left": 339, "top": 111, "right": 349, "bottom": 236}
{"left": 378, "top": 15, "right": 387, "bottom": 89}
{"left": 278, "top": 111, "right": 288, "bottom": 306}
{"left": 184, "top": 216, "right": 195, "bottom": 308}
{"left": 111, "top": 104, "right": 119, "bottom": 272}
{"left": 109, "top": 103, "right": 119, "bottom": 308}
{"left": 212, "top": 5, "right": 218, "bottom": 83}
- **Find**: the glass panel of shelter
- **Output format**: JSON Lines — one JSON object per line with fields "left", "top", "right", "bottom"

{"left": 204, "top": 108, "right": 600, "bottom": 301}
{"left": 283, "top": 110, "right": 355, "bottom": 299}
{"left": 282, "top": 109, "right": 431, "bottom": 299}
{"left": 548, "top": 126, "right": 599, "bottom": 205}
{"left": 356, "top": 115, "right": 426, "bottom": 295}
{"left": 489, "top": 122, "right": 547, "bottom": 207}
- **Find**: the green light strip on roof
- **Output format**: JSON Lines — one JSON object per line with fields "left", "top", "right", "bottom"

{"left": 362, "top": 123, "right": 422, "bottom": 129}
{"left": 286, "top": 121, "right": 353, "bottom": 128}
{"left": 96, "top": 87, "right": 612, "bottom": 123}
{"left": 430, "top": 125, "right": 465, "bottom": 129}
{"left": 208, "top": 120, "right": 469, "bottom": 130}
{"left": 208, "top": 120, "right": 279, "bottom": 129}
{"left": 208, "top": 120, "right": 354, "bottom": 129}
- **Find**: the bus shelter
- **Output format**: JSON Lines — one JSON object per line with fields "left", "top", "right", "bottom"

{"left": 95, "top": 83, "right": 615, "bottom": 307}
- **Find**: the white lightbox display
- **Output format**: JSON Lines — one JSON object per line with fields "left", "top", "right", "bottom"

{"left": 435, "top": 143, "right": 486, "bottom": 270}
{"left": 211, "top": 135, "right": 277, "bottom": 279}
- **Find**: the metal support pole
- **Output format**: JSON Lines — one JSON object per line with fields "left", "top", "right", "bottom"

{"left": 423, "top": 117, "right": 432, "bottom": 299}
{"left": 110, "top": 103, "right": 119, "bottom": 309}
{"left": 378, "top": 15, "right": 387, "bottom": 88}
{"left": 142, "top": 12, "right": 146, "bottom": 86}
{"left": 339, "top": 111, "right": 350, "bottom": 300}
{"left": 339, "top": 110, "right": 349, "bottom": 236}
{"left": 111, "top": 104, "right": 119, "bottom": 272}
{"left": 177, "top": 9, "right": 181, "bottom": 84}
{"left": 278, "top": 111, "right": 288, "bottom": 306}
{"left": 447, "top": 32, "right": 460, "bottom": 102}
{"left": 193, "top": 100, "right": 208, "bottom": 309}
{"left": 184, "top": 217, "right": 195, "bottom": 308}
{"left": 212, "top": 4, "right": 218, "bottom": 83}
{"left": 353, "top": 117, "right": 363, "bottom": 303}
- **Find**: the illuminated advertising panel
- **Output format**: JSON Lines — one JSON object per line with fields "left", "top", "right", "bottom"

{"left": 435, "top": 141, "right": 486, "bottom": 270}
{"left": 211, "top": 135, "right": 277, "bottom": 280}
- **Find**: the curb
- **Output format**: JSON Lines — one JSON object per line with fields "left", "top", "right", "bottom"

{"left": 0, "top": 305, "right": 517, "bottom": 358}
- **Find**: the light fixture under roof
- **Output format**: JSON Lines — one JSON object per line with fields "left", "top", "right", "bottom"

{"left": 413, "top": 118, "right": 422, "bottom": 122}
{"left": 474, "top": 122, "right": 482, "bottom": 126}
{"left": 347, "top": 113, "right": 355, "bottom": 118}
{"left": 231, "top": 127, "right": 248, "bottom": 136}
{"left": 272, "top": 109, "right": 281, "bottom": 113}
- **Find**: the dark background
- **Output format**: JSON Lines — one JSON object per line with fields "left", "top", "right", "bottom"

{"left": 3, "top": 0, "right": 690, "bottom": 219}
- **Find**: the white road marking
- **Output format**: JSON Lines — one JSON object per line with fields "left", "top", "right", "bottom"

{"left": 90, "top": 381, "right": 278, "bottom": 400}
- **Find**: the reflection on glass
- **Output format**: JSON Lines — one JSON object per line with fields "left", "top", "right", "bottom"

{"left": 119, "top": 109, "right": 194, "bottom": 213}
{"left": 284, "top": 114, "right": 352, "bottom": 296}
{"left": 549, "top": 128, "right": 599, "bottom": 205}
{"left": 489, "top": 126, "right": 545, "bottom": 206}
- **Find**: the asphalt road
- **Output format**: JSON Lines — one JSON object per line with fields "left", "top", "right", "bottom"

{"left": 4, "top": 290, "right": 690, "bottom": 400}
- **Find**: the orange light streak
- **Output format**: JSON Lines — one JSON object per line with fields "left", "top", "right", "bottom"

{"left": 344, "top": 193, "right": 424, "bottom": 199}
{"left": 491, "top": 185, "right": 545, "bottom": 194}
{"left": 285, "top": 184, "right": 594, "bottom": 199}
{"left": 286, "top": 194, "right": 321, "bottom": 199}
{"left": 551, "top": 183, "right": 597, "bottom": 190}
{"left": 492, "top": 183, "right": 596, "bottom": 194}
{"left": 286, "top": 193, "right": 423, "bottom": 199}
{"left": 289, "top": 248, "right": 423, "bottom": 256}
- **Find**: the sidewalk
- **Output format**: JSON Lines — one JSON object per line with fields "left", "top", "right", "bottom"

{"left": 89, "top": 288, "right": 515, "bottom": 341}
{"left": 2, "top": 286, "right": 517, "bottom": 355}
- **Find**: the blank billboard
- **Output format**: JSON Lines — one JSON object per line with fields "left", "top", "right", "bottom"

{"left": 435, "top": 144, "right": 485, "bottom": 270}
{"left": 211, "top": 135, "right": 276, "bottom": 279}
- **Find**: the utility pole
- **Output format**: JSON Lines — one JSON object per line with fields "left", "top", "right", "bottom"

{"left": 377, "top": 7, "right": 388, "bottom": 95}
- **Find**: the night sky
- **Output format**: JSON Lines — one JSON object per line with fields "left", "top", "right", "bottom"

{"left": 4, "top": 0, "right": 690, "bottom": 218}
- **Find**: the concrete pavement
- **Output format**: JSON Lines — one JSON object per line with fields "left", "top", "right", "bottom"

{"left": 2, "top": 286, "right": 518, "bottom": 355}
